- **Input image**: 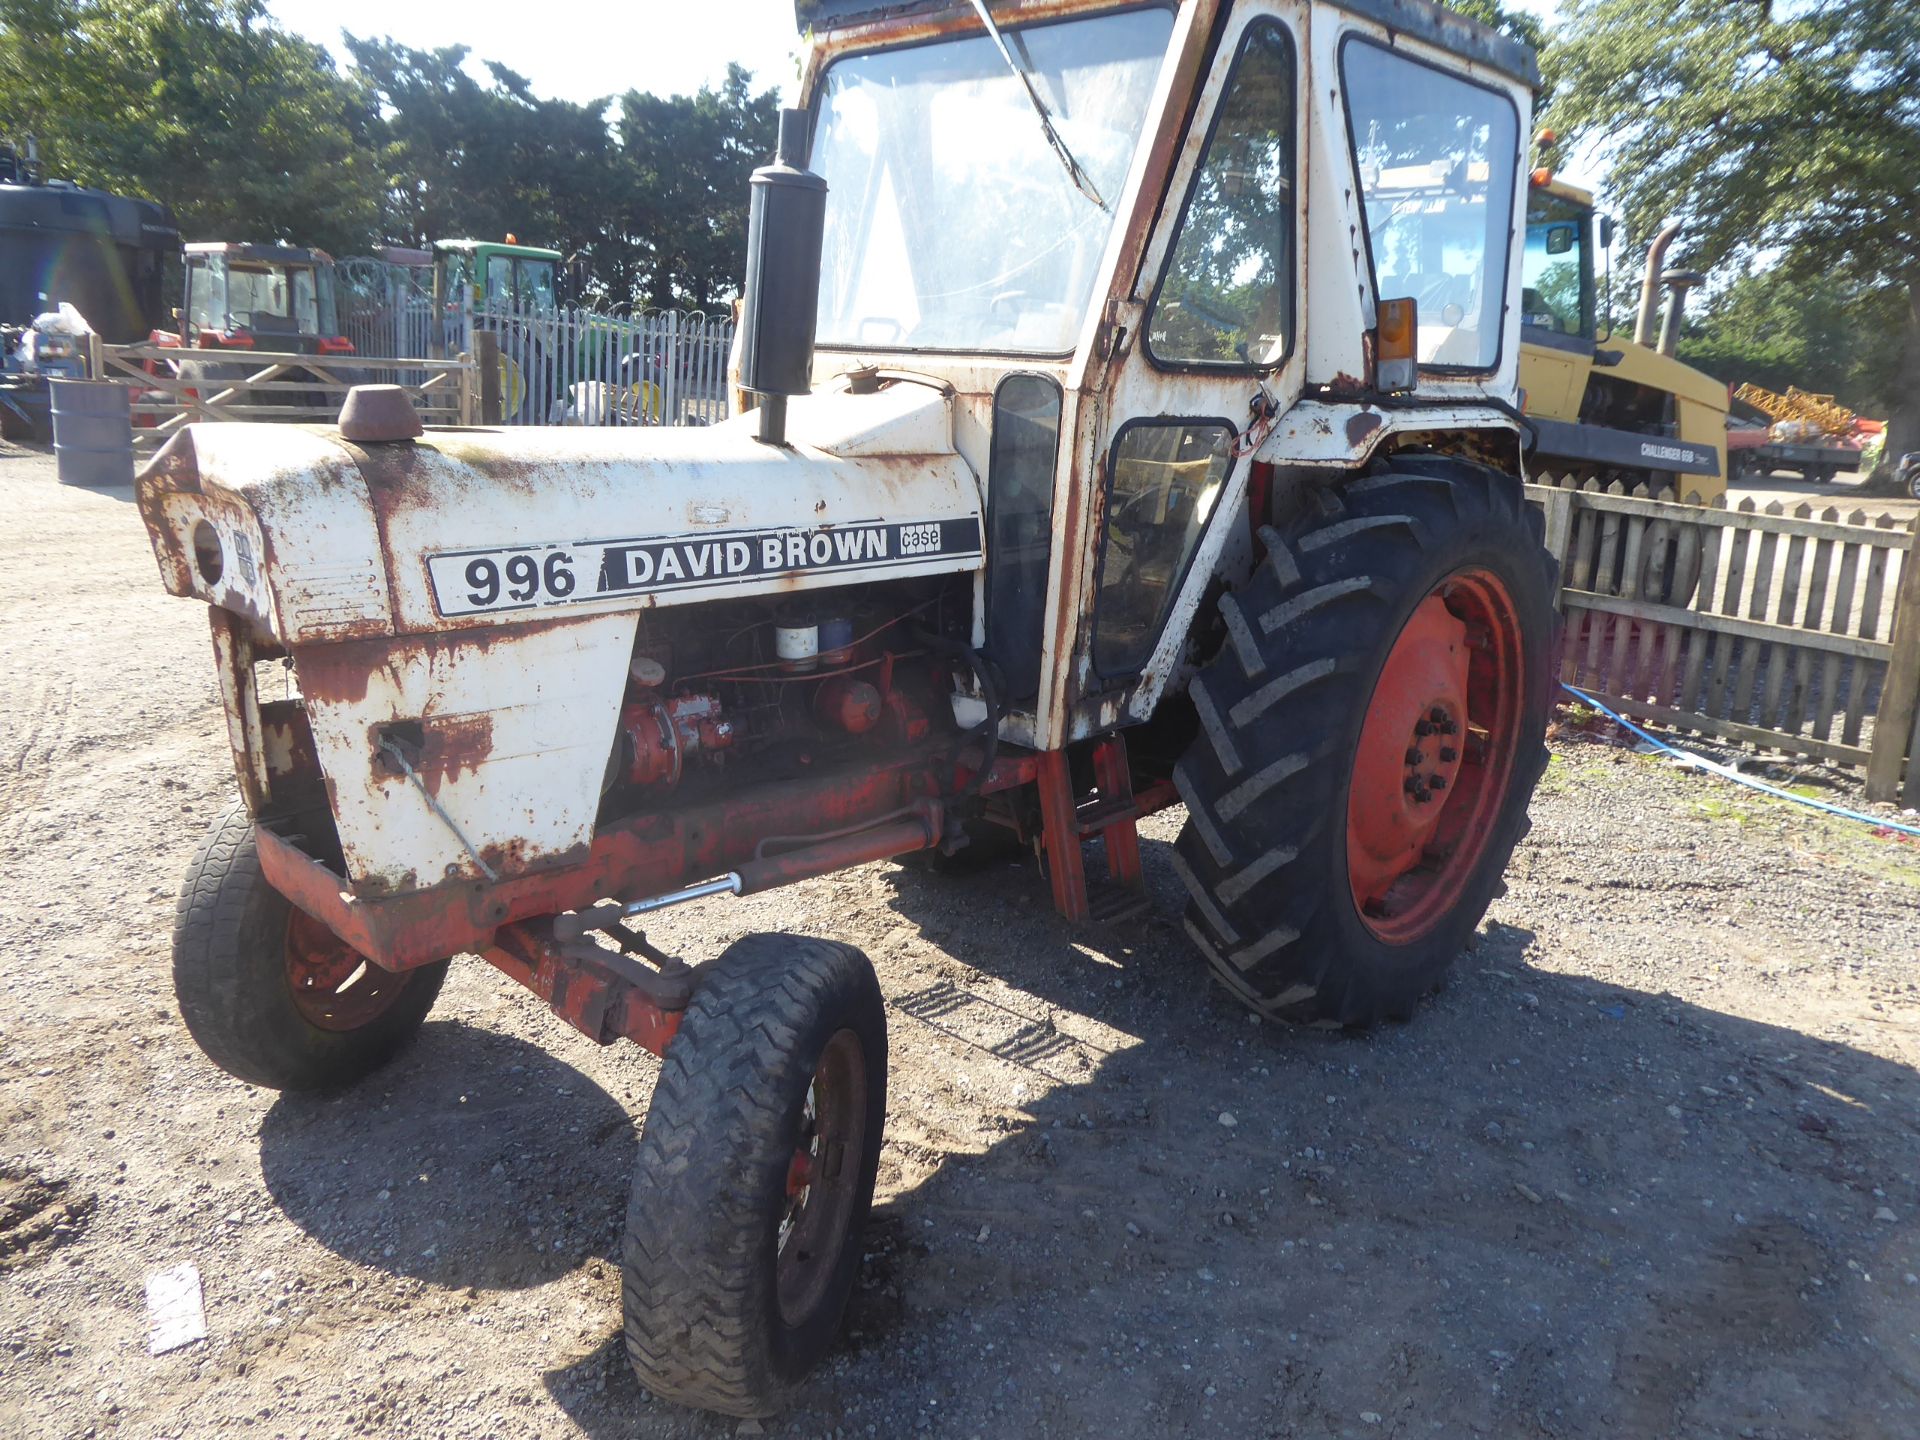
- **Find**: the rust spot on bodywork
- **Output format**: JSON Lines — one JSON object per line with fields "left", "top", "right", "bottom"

{"left": 293, "top": 616, "right": 584, "bottom": 708}
{"left": 1346, "top": 411, "right": 1384, "bottom": 448}
{"left": 370, "top": 711, "right": 494, "bottom": 793}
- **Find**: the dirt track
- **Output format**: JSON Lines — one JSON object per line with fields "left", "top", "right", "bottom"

{"left": 2, "top": 443, "right": 1918, "bottom": 1440}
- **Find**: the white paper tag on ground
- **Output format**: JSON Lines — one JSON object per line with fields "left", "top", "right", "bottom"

{"left": 146, "top": 1263, "right": 207, "bottom": 1354}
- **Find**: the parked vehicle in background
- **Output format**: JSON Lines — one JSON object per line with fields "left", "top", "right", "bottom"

{"left": 1517, "top": 170, "right": 1728, "bottom": 504}
{"left": 0, "top": 136, "right": 178, "bottom": 438}
{"left": 152, "top": 243, "right": 353, "bottom": 357}
{"left": 1516, "top": 167, "right": 1728, "bottom": 603}
{"left": 136, "top": 244, "right": 354, "bottom": 421}
{"left": 1898, "top": 450, "right": 1920, "bottom": 500}
{"left": 336, "top": 244, "right": 737, "bottom": 428}
{"left": 1727, "top": 382, "right": 1868, "bottom": 485}
{"left": 432, "top": 237, "right": 562, "bottom": 421}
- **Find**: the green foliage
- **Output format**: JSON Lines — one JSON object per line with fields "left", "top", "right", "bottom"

{"left": 0, "top": 0, "right": 779, "bottom": 309}
{"left": 0, "top": 0, "right": 381, "bottom": 254}
{"left": 615, "top": 66, "right": 780, "bottom": 311}
{"left": 1446, "top": 0, "right": 1552, "bottom": 106}
{"left": 1677, "top": 267, "right": 1904, "bottom": 416}
{"left": 1545, "top": 0, "right": 1920, "bottom": 470}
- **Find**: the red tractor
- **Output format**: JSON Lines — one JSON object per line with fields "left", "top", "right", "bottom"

{"left": 136, "top": 0, "right": 1555, "bottom": 1417}
{"left": 139, "top": 243, "right": 353, "bottom": 420}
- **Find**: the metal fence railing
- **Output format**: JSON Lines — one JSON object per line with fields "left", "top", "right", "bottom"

{"left": 338, "top": 294, "right": 735, "bottom": 429}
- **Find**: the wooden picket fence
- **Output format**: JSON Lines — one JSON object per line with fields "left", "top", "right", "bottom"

{"left": 1529, "top": 475, "right": 1920, "bottom": 806}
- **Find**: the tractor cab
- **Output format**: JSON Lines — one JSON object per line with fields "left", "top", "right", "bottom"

{"left": 431, "top": 238, "right": 561, "bottom": 314}
{"left": 162, "top": 243, "right": 353, "bottom": 356}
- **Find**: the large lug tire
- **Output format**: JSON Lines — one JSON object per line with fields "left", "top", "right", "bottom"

{"left": 172, "top": 800, "right": 449, "bottom": 1090}
{"left": 624, "top": 934, "right": 887, "bottom": 1417}
{"left": 1172, "top": 459, "right": 1556, "bottom": 1028}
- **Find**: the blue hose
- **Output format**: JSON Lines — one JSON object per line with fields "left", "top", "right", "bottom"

{"left": 1560, "top": 684, "right": 1920, "bottom": 839}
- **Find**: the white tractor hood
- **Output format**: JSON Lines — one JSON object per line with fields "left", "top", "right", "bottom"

{"left": 138, "top": 381, "right": 985, "bottom": 645}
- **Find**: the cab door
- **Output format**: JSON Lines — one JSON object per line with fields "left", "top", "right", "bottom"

{"left": 1063, "top": 0, "right": 1308, "bottom": 741}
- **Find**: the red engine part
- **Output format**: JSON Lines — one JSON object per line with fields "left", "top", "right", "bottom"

{"left": 622, "top": 694, "right": 734, "bottom": 787}
{"left": 881, "top": 687, "right": 930, "bottom": 744}
{"left": 815, "top": 676, "right": 882, "bottom": 735}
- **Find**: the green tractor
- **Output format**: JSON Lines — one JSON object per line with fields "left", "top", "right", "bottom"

{"left": 429, "top": 237, "right": 665, "bottom": 425}
{"left": 431, "top": 238, "right": 562, "bottom": 422}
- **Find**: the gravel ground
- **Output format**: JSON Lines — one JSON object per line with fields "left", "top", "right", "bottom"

{"left": 2, "top": 444, "right": 1918, "bottom": 1440}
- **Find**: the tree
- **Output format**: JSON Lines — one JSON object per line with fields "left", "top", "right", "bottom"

{"left": 1678, "top": 266, "right": 1904, "bottom": 418}
{"left": 343, "top": 38, "right": 622, "bottom": 289}
{"left": 1447, "top": 0, "right": 1552, "bottom": 107}
{"left": 1545, "top": 0, "right": 1920, "bottom": 481}
{"left": 616, "top": 65, "right": 780, "bottom": 311}
{"left": 0, "top": 0, "right": 381, "bottom": 254}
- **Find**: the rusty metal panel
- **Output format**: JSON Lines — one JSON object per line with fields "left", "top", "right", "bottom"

{"left": 362, "top": 386, "right": 984, "bottom": 633}
{"left": 137, "top": 424, "right": 395, "bottom": 643}
{"left": 294, "top": 610, "right": 639, "bottom": 894}
{"left": 208, "top": 608, "right": 270, "bottom": 812}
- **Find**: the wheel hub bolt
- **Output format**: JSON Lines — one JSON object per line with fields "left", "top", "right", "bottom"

{"left": 1439, "top": 746, "right": 1458, "bottom": 763}
{"left": 1405, "top": 747, "right": 1424, "bottom": 765}
{"left": 1428, "top": 774, "right": 1447, "bottom": 791}
{"left": 1414, "top": 720, "right": 1435, "bottom": 737}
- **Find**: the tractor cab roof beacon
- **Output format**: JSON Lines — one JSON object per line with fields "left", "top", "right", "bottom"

{"left": 138, "top": 0, "right": 1554, "bottom": 1419}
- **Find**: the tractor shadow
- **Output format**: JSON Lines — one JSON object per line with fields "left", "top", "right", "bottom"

{"left": 258, "top": 1021, "right": 636, "bottom": 1291}
{"left": 547, "top": 829, "right": 1920, "bottom": 1437}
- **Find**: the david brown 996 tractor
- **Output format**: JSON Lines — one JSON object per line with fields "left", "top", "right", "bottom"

{"left": 137, "top": 0, "right": 1554, "bottom": 1416}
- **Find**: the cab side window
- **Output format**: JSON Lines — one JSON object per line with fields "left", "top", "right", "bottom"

{"left": 1146, "top": 20, "right": 1297, "bottom": 369}
{"left": 1092, "top": 421, "right": 1234, "bottom": 676}
{"left": 486, "top": 255, "right": 514, "bottom": 309}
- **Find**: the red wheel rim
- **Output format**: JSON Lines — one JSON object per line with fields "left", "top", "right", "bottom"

{"left": 776, "top": 1028, "right": 867, "bottom": 1326}
{"left": 1346, "top": 568, "right": 1524, "bottom": 945}
{"left": 284, "top": 910, "right": 410, "bottom": 1031}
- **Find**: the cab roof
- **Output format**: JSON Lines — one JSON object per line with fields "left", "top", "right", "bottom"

{"left": 794, "top": 0, "right": 1540, "bottom": 90}
{"left": 185, "top": 242, "right": 334, "bottom": 266}
{"left": 433, "top": 238, "right": 563, "bottom": 262}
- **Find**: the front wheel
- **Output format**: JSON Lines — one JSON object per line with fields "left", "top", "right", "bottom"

{"left": 1172, "top": 459, "right": 1556, "bottom": 1027}
{"left": 172, "top": 801, "right": 448, "bottom": 1089}
{"left": 624, "top": 934, "right": 886, "bottom": 1416}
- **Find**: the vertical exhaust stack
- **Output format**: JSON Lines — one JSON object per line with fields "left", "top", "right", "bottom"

{"left": 739, "top": 108, "right": 828, "bottom": 447}
{"left": 1633, "top": 220, "right": 1683, "bottom": 348}
{"left": 1657, "top": 269, "right": 1705, "bottom": 358}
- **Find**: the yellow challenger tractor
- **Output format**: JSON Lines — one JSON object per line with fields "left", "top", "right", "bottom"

{"left": 1518, "top": 175, "right": 1727, "bottom": 505}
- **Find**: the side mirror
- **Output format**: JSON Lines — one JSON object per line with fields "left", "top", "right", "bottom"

{"left": 1598, "top": 215, "right": 1616, "bottom": 249}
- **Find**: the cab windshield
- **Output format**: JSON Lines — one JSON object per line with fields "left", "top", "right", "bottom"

{"left": 811, "top": 7, "right": 1174, "bottom": 355}
{"left": 188, "top": 259, "right": 328, "bottom": 336}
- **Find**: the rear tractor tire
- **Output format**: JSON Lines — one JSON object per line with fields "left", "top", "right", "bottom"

{"left": 1172, "top": 459, "right": 1555, "bottom": 1027}
{"left": 172, "top": 800, "right": 449, "bottom": 1090}
{"left": 623, "top": 934, "right": 887, "bottom": 1417}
